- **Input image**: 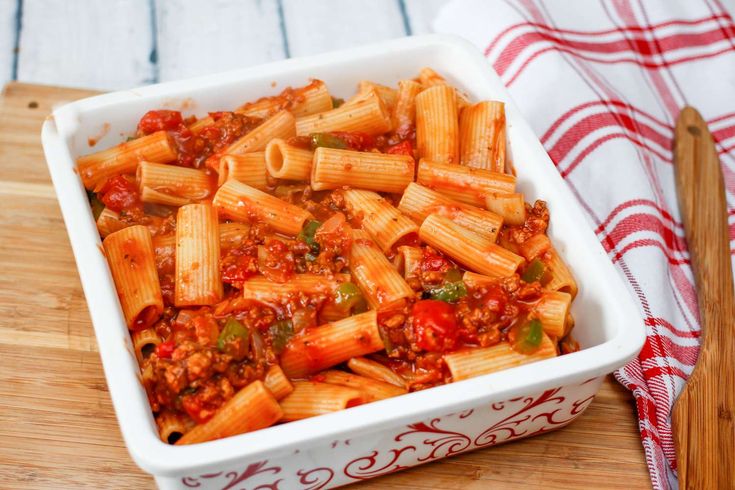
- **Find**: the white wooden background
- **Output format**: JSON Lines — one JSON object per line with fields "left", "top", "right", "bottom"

{"left": 0, "top": 0, "right": 450, "bottom": 91}
{"left": 2, "top": 1, "right": 734, "bottom": 91}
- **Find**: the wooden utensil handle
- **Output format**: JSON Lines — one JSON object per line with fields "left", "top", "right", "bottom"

{"left": 671, "top": 106, "right": 735, "bottom": 489}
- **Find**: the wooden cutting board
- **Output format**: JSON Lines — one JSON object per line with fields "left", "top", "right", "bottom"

{"left": 0, "top": 82, "right": 651, "bottom": 489}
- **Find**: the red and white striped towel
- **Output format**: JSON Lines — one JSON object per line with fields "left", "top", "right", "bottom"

{"left": 434, "top": 1, "right": 735, "bottom": 488}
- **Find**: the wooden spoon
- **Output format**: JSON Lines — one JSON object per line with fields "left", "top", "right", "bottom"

{"left": 671, "top": 106, "right": 735, "bottom": 489}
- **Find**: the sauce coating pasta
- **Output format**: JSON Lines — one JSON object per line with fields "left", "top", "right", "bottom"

{"left": 82, "top": 69, "right": 580, "bottom": 445}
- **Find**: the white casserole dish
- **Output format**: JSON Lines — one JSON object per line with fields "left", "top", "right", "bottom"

{"left": 41, "top": 34, "right": 645, "bottom": 489}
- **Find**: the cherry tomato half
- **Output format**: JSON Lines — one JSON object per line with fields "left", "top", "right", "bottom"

{"left": 98, "top": 175, "right": 141, "bottom": 213}
{"left": 411, "top": 300, "right": 459, "bottom": 352}
{"left": 385, "top": 140, "right": 413, "bottom": 156}
{"left": 137, "top": 110, "right": 184, "bottom": 135}
{"left": 154, "top": 339, "right": 175, "bottom": 359}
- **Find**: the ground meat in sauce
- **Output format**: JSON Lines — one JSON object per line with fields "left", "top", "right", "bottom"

{"left": 95, "top": 91, "right": 580, "bottom": 440}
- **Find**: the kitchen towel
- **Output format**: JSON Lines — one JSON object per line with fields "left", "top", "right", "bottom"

{"left": 434, "top": 1, "right": 735, "bottom": 488}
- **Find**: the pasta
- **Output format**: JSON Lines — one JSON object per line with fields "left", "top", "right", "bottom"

{"left": 419, "top": 214, "right": 523, "bottom": 278}
{"left": 311, "top": 147, "right": 413, "bottom": 193}
{"left": 398, "top": 183, "right": 503, "bottom": 242}
{"left": 343, "top": 189, "right": 418, "bottom": 252}
{"left": 137, "top": 161, "right": 212, "bottom": 205}
{"left": 102, "top": 225, "right": 163, "bottom": 330}
{"left": 279, "top": 381, "right": 363, "bottom": 421}
{"left": 238, "top": 79, "right": 333, "bottom": 118}
{"left": 444, "top": 334, "right": 557, "bottom": 381}
{"left": 319, "top": 370, "right": 407, "bottom": 402}
{"left": 215, "top": 110, "right": 296, "bottom": 160}
{"left": 175, "top": 204, "right": 223, "bottom": 306}
{"left": 416, "top": 85, "right": 459, "bottom": 164}
{"left": 176, "top": 381, "right": 282, "bottom": 445}
{"left": 78, "top": 131, "right": 176, "bottom": 190}
{"left": 349, "top": 230, "right": 415, "bottom": 311}
{"left": 265, "top": 138, "right": 313, "bottom": 181}
{"left": 459, "top": 101, "right": 506, "bottom": 172}
{"left": 218, "top": 153, "right": 269, "bottom": 189}
{"left": 82, "top": 68, "right": 580, "bottom": 446}
{"left": 212, "top": 179, "right": 312, "bottom": 236}
{"left": 295, "top": 89, "right": 391, "bottom": 136}
{"left": 280, "top": 310, "right": 384, "bottom": 377}
{"left": 417, "top": 159, "right": 516, "bottom": 207}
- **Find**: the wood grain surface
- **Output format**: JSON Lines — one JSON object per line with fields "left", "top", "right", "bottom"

{"left": 671, "top": 107, "right": 735, "bottom": 490}
{"left": 0, "top": 82, "right": 651, "bottom": 489}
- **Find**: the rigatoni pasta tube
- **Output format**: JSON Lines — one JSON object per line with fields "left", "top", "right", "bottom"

{"left": 140, "top": 187, "right": 190, "bottom": 207}
{"left": 78, "top": 131, "right": 176, "bottom": 190}
{"left": 545, "top": 248, "right": 578, "bottom": 298}
{"left": 350, "top": 230, "right": 415, "bottom": 311}
{"left": 533, "top": 291, "right": 572, "bottom": 337}
{"left": 219, "top": 222, "right": 251, "bottom": 249}
{"left": 265, "top": 138, "right": 313, "bottom": 181}
{"left": 417, "top": 67, "right": 470, "bottom": 109}
{"left": 485, "top": 193, "right": 526, "bottom": 226}
{"left": 235, "top": 274, "right": 346, "bottom": 305}
{"left": 417, "top": 159, "right": 516, "bottom": 207}
{"left": 311, "top": 147, "right": 414, "bottom": 193}
{"left": 416, "top": 85, "right": 459, "bottom": 164}
{"left": 461, "top": 271, "right": 495, "bottom": 289}
{"left": 156, "top": 410, "right": 194, "bottom": 445}
{"left": 175, "top": 204, "right": 223, "bottom": 306}
{"left": 176, "top": 381, "right": 282, "bottom": 445}
{"left": 392, "top": 80, "right": 422, "bottom": 139}
{"left": 397, "top": 245, "right": 423, "bottom": 279}
{"left": 218, "top": 153, "right": 268, "bottom": 189}
{"left": 280, "top": 310, "right": 383, "bottom": 378}
{"left": 263, "top": 365, "right": 294, "bottom": 400}
{"left": 137, "top": 161, "right": 212, "bottom": 204}
{"left": 132, "top": 327, "right": 162, "bottom": 363}
{"left": 279, "top": 381, "right": 363, "bottom": 422}
{"left": 218, "top": 110, "right": 295, "bottom": 158}
{"left": 343, "top": 189, "right": 418, "bottom": 252}
{"left": 358, "top": 80, "right": 397, "bottom": 110}
{"left": 320, "top": 370, "right": 406, "bottom": 402}
{"left": 419, "top": 214, "right": 523, "bottom": 278}
{"left": 103, "top": 225, "right": 163, "bottom": 329}
{"left": 238, "top": 79, "right": 333, "bottom": 118}
{"left": 459, "top": 101, "right": 506, "bottom": 172}
{"left": 398, "top": 183, "right": 503, "bottom": 242}
{"left": 444, "top": 334, "right": 557, "bottom": 381}
{"left": 295, "top": 90, "right": 391, "bottom": 136}
{"left": 518, "top": 234, "right": 551, "bottom": 261}
{"left": 97, "top": 208, "right": 128, "bottom": 237}
{"left": 347, "top": 357, "right": 407, "bottom": 388}
{"left": 212, "top": 180, "right": 312, "bottom": 236}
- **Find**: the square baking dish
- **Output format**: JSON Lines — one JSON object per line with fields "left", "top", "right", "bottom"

{"left": 41, "top": 34, "right": 644, "bottom": 489}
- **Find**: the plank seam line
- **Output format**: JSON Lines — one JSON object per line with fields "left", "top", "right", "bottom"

{"left": 398, "top": 0, "right": 412, "bottom": 36}
{"left": 276, "top": 0, "right": 291, "bottom": 58}
{"left": 148, "top": 0, "right": 159, "bottom": 83}
{"left": 11, "top": 0, "right": 23, "bottom": 80}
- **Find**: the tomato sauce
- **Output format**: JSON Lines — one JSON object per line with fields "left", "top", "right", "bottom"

{"left": 88, "top": 80, "right": 580, "bottom": 442}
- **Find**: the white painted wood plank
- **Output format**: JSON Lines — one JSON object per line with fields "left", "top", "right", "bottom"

{"left": 403, "top": 0, "right": 449, "bottom": 35}
{"left": 155, "top": 0, "right": 286, "bottom": 82}
{"left": 16, "top": 0, "right": 154, "bottom": 90}
{"left": 0, "top": 0, "right": 18, "bottom": 88}
{"left": 282, "top": 0, "right": 407, "bottom": 57}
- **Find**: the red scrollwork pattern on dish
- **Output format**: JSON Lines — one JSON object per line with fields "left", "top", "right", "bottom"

{"left": 396, "top": 418, "right": 472, "bottom": 462}
{"left": 296, "top": 467, "right": 335, "bottom": 490}
{"left": 181, "top": 460, "right": 281, "bottom": 490}
{"left": 343, "top": 446, "right": 416, "bottom": 480}
{"left": 474, "top": 388, "right": 566, "bottom": 447}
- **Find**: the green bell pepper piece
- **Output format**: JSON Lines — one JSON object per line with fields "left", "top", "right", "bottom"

{"left": 269, "top": 319, "right": 294, "bottom": 354}
{"left": 217, "top": 317, "right": 250, "bottom": 353}
{"left": 298, "top": 220, "right": 322, "bottom": 255}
